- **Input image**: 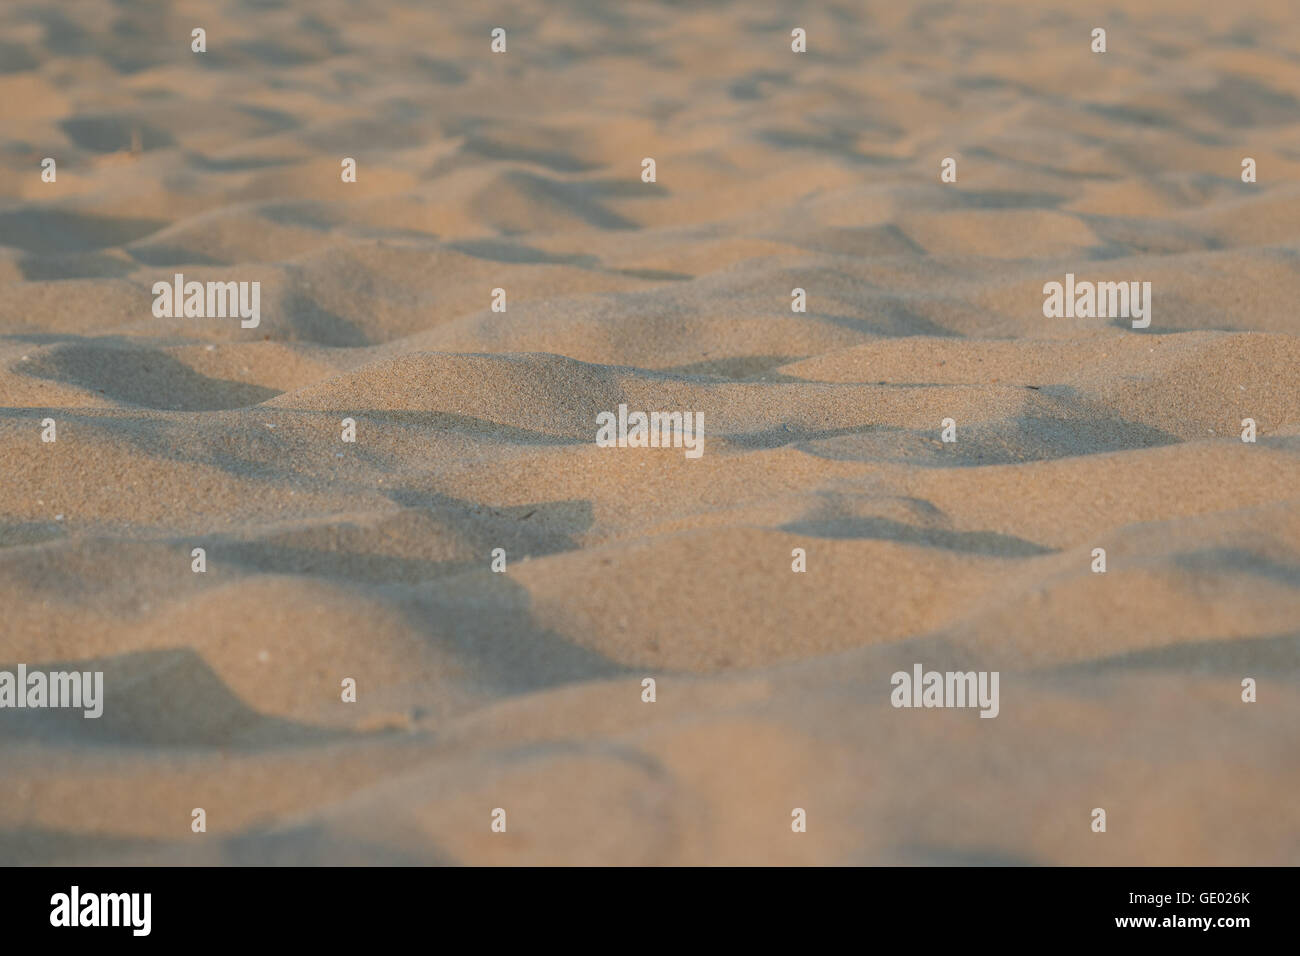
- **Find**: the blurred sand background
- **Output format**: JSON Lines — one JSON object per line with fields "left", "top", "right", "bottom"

{"left": 1, "top": 0, "right": 1298, "bottom": 865}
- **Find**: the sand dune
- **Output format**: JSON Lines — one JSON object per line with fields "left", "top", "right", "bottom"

{"left": 1, "top": 0, "right": 1298, "bottom": 865}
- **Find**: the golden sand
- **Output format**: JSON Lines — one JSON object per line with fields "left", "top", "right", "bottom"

{"left": 1, "top": 0, "right": 1297, "bottom": 864}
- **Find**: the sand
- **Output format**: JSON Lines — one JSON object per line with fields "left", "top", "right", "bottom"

{"left": 1, "top": 0, "right": 1298, "bottom": 865}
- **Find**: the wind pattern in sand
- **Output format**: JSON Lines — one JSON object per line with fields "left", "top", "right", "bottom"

{"left": 1, "top": 0, "right": 1298, "bottom": 864}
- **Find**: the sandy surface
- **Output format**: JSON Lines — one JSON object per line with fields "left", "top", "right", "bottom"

{"left": 1, "top": 0, "right": 1298, "bottom": 865}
